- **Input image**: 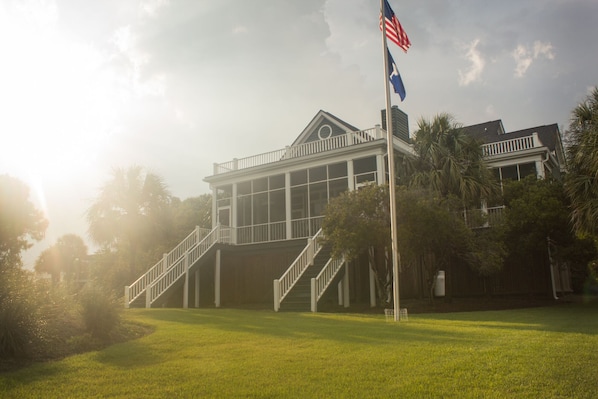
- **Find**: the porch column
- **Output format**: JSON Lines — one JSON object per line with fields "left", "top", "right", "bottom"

{"left": 214, "top": 249, "right": 221, "bottom": 308}
{"left": 343, "top": 263, "right": 350, "bottom": 308}
{"left": 285, "top": 172, "right": 292, "bottom": 239}
{"left": 369, "top": 264, "right": 376, "bottom": 307}
{"left": 194, "top": 270, "right": 200, "bottom": 308}
{"left": 347, "top": 160, "right": 355, "bottom": 191}
{"left": 211, "top": 186, "right": 218, "bottom": 229}
{"left": 183, "top": 254, "right": 189, "bottom": 309}
{"left": 376, "top": 153, "right": 386, "bottom": 185}
{"left": 232, "top": 183, "right": 238, "bottom": 244}
{"left": 535, "top": 160, "right": 545, "bottom": 179}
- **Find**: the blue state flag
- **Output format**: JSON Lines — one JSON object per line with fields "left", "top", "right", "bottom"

{"left": 387, "top": 48, "right": 406, "bottom": 101}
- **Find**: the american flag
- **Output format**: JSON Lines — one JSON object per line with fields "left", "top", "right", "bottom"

{"left": 380, "top": 0, "right": 411, "bottom": 53}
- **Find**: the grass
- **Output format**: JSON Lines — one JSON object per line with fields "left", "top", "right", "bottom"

{"left": 1, "top": 300, "right": 597, "bottom": 398}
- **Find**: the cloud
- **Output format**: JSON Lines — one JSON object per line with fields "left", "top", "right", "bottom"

{"left": 513, "top": 40, "right": 554, "bottom": 78}
{"left": 458, "top": 39, "right": 485, "bottom": 86}
{"left": 140, "top": 0, "right": 170, "bottom": 17}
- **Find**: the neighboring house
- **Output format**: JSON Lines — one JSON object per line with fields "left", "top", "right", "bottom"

{"left": 124, "top": 107, "right": 570, "bottom": 310}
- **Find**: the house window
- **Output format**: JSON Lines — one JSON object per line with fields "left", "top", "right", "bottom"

{"left": 518, "top": 163, "right": 537, "bottom": 179}
{"left": 291, "top": 170, "right": 307, "bottom": 186}
{"left": 291, "top": 185, "right": 308, "bottom": 219}
{"left": 496, "top": 162, "right": 538, "bottom": 182}
{"left": 309, "top": 166, "right": 327, "bottom": 182}
{"left": 329, "top": 162, "right": 347, "bottom": 178}
{"left": 354, "top": 156, "right": 377, "bottom": 186}
{"left": 217, "top": 185, "right": 232, "bottom": 208}
{"left": 309, "top": 182, "right": 328, "bottom": 217}
{"left": 500, "top": 165, "right": 519, "bottom": 181}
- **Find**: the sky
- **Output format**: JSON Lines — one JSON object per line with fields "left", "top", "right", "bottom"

{"left": 1, "top": 0, "right": 597, "bottom": 269}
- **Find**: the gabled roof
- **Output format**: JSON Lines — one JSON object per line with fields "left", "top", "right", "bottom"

{"left": 506, "top": 124, "right": 561, "bottom": 152}
{"left": 290, "top": 110, "right": 360, "bottom": 147}
{"left": 462, "top": 120, "right": 505, "bottom": 142}
{"left": 463, "top": 119, "right": 561, "bottom": 153}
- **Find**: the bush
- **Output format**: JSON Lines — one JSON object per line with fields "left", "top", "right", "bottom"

{"left": 79, "top": 285, "right": 121, "bottom": 339}
{"left": 0, "top": 271, "right": 43, "bottom": 358}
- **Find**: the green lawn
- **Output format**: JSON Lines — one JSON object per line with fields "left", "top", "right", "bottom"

{"left": 1, "top": 301, "right": 597, "bottom": 398}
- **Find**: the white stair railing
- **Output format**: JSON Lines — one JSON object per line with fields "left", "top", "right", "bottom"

{"left": 273, "top": 228, "right": 323, "bottom": 311}
{"left": 145, "top": 225, "right": 230, "bottom": 308}
{"left": 125, "top": 226, "right": 211, "bottom": 308}
{"left": 311, "top": 256, "right": 345, "bottom": 312}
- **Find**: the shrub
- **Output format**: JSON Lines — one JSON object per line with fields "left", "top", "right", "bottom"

{"left": 79, "top": 285, "right": 121, "bottom": 339}
{"left": 0, "top": 271, "right": 42, "bottom": 358}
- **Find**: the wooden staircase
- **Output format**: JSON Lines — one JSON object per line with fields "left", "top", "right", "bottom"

{"left": 125, "top": 225, "right": 231, "bottom": 308}
{"left": 278, "top": 245, "right": 332, "bottom": 312}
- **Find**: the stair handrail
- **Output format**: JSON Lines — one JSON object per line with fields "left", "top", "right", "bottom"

{"left": 311, "top": 255, "right": 346, "bottom": 312}
{"left": 125, "top": 226, "right": 212, "bottom": 308}
{"left": 146, "top": 225, "right": 224, "bottom": 308}
{"left": 273, "top": 228, "right": 323, "bottom": 311}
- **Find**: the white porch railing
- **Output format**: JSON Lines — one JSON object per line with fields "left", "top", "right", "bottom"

{"left": 213, "top": 128, "right": 383, "bottom": 175}
{"left": 481, "top": 133, "right": 540, "bottom": 157}
{"left": 311, "top": 256, "right": 345, "bottom": 312}
{"left": 145, "top": 225, "right": 231, "bottom": 308}
{"left": 273, "top": 228, "right": 324, "bottom": 311}
{"left": 124, "top": 226, "right": 211, "bottom": 308}
{"left": 463, "top": 206, "right": 505, "bottom": 229}
{"left": 236, "top": 221, "right": 287, "bottom": 244}
{"left": 291, "top": 216, "right": 323, "bottom": 239}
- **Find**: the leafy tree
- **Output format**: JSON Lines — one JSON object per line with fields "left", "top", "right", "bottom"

{"left": 322, "top": 184, "right": 391, "bottom": 304}
{"left": 35, "top": 234, "right": 88, "bottom": 286}
{"left": 503, "top": 176, "right": 596, "bottom": 294}
{"left": 408, "top": 114, "right": 499, "bottom": 207}
{"left": 564, "top": 86, "right": 598, "bottom": 236}
{"left": 0, "top": 175, "right": 48, "bottom": 272}
{"left": 395, "top": 189, "right": 505, "bottom": 298}
{"left": 86, "top": 166, "right": 171, "bottom": 280}
{"left": 0, "top": 176, "right": 47, "bottom": 358}
{"left": 168, "top": 194, "right": 212, "bottom": 246}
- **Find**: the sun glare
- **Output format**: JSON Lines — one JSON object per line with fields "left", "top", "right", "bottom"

{"left": 0, "top": 1, "right": 120, "bottom": 188}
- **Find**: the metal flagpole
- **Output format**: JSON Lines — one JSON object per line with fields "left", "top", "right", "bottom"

{"left": 380, "top": 0, "right": 401, "bottom": 322}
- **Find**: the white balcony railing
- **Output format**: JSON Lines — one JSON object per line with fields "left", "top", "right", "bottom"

{"left": 213, "top": 128, "right": 383, "bottom": 175}
{"left": 481, "top": 133, "right": 540, "bottom": 157}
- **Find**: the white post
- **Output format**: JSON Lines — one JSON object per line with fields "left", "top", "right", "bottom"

{"left": 211, "top": 186, "right": 218, "bottom": 229}
{"left": 285, "top": 172, "right": 292, "bottom": 240}
{"left": 273, "top": 279, "right": 280, "bottom": 311}
{"left": 162, "top": 253, "right": 168, "bottom": 274}
{"left": 311, "top": 278, "right": 317, "bottom": 312}
{"left": 145, "top": 284, "right": 151, "bottom": 308}
{"left": 376, "top": 153, "right": 386, "bottom": 185}
{"left": 369, "top": 265, "right": 377, "bottom": 307}
{"left": 347, "top": 160, "right": 355, "bottom": 191}
{"left": 337, "top": 281, "right": 343, "bottom": 305}
{"left": 214, "top": 249, "right": 221, "bottom": 308}
{"left": 124, "top": 286, "right": 130, "bottom": 309}
{"left": 232, "top": 183, "right": 238, "bottom": 244}
{"left": 195, "top": 225, "right": 200, "bottom": 243}
{"left": 183, "top": 254, "right": 189, "bottom": 309}
{"left": 195, "top": 270, "right": 200, "bottom": 308}
{"left": 343, "top": 264, "right": 350, "bottom": 308}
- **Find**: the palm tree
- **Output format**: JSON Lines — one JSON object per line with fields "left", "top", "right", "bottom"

{"left": 564, "top": 87, "right": 598, "bottom": 236}
{"left": 86, "top": 166, "right": 171, "bottom": 279}
{"left": 408, "top": 113, "right": 499, "bottom": 207}
{"left": 34, "top": 234, "right": 87, "bottom": 285}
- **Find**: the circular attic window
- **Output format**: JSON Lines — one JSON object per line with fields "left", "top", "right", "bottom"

{"left": 318, "top": 124, "right": 332, "bottom": 140}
